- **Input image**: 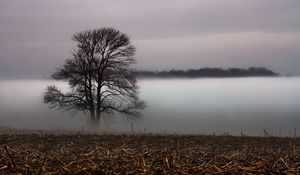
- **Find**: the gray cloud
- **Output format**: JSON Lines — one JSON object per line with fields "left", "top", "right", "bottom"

{"left": 0, "top": 0, "right": 299, "bottom": 77}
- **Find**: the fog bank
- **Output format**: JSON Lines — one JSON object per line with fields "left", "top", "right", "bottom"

{"left": 0, "top": 77, "right": 299, "bottom": 136}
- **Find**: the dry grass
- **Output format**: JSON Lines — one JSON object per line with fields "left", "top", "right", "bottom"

{"left": 0, "top": 133, "right": 299, "bottom": 174}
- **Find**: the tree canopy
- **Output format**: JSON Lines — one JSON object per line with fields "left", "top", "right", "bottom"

{"left": 135, "top": 67, "right": 278, "bottom": 78}
{"left": 44, "top": 28, "right": 145, "bottom": 126}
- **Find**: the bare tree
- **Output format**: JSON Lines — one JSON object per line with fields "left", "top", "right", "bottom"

{"left": 44, "top": 28, "right": 145, "bottom": 127}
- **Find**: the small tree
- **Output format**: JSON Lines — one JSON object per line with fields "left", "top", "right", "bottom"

{"left": 44, "top": 28, "right": 145, "bottom": 127}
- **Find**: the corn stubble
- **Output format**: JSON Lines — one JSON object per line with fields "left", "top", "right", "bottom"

{"left": 0, "top": 134, "right": 299, "bottom": 174}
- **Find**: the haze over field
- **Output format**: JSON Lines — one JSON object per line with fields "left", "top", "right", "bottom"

{"left": 0, "top": 78, "right": 300, "bottom": 136}
{"left": 0, "top": 1, "right": 299, "bottom": 136}
{"left": 0, "top": 0, "right": 300, "bottom": 77}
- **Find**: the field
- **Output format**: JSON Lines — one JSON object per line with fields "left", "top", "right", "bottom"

{"left": 0, "top": 133, "right": 299, "bottom": 174}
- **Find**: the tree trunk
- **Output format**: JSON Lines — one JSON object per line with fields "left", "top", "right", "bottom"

{"left": 90, "top": 110, "right": 95, "bottom": 120}
{"left": 96, "top": 111, "right": 101, "bottom": 125}
{"left": 89, "top": 110, "right": 100, "bottom": 130}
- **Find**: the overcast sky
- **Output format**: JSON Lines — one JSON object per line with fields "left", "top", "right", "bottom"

{"left": 0, "top": 0, "right": 299, "bottom": 77}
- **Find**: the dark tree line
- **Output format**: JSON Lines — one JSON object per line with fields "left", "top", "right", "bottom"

{"left": 135, "top": 67, "right": 278, "bottom": 78}
{"left": 44, "top": 28, "right": 145, "bottom": 126}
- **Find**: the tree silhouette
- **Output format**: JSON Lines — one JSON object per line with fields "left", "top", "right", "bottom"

{"left": 44, "top": 28, "right": 145, "bottom": 126}
{"left": 135, "top": 67, "right": 278, "bottom": 78}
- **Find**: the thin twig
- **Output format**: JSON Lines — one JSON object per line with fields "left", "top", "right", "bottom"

{"left": 280, "top": 157, "right": 290, "bottom": 169}
{"left": 4, "top": 145, "right": 16, "bottom": 169}
{"left": 131, "top": 122, "right": 134, "bottom": 136}
{"left": 37, "top": 155, "right": 47, "bottom": 175}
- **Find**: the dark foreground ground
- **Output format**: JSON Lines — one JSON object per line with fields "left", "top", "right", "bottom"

{"left": 0, "top": 134, "right": 299, "bottom": 174}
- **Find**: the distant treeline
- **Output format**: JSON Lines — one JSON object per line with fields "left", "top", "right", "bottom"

{"left": 135, "top": 67, "right": 279, "bottom": 78}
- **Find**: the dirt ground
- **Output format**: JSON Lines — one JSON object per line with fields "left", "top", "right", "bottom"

{"left": 0, "top": 133, "right": 299, "bottom": 174}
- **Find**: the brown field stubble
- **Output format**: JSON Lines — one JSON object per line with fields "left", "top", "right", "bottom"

{"left": 0, "top": 134, "right": 299, "bottom": 174}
